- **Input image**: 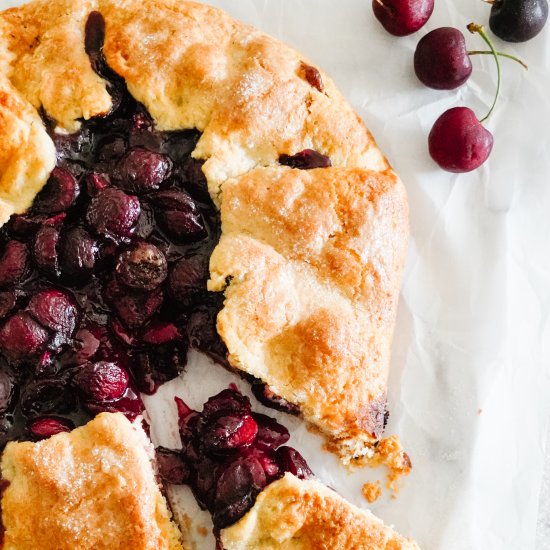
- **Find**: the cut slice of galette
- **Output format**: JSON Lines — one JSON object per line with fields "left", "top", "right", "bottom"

{"left": 0, "top": 0, "right": 412, "bottom": 546}
{"left": 1, "top": 412, "right": 184, "bottom": 550}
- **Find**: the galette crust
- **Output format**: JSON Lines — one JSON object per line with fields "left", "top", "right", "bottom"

{"left": 0, "top": 413, "right": 184, "bottom": 550}
{"left": 220, "top": 473, "right": 419, "bottom": 549}
{"left": 209, "top": 166, "right": 408, "bottom": 461}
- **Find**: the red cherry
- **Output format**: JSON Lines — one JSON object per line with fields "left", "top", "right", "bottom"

{"left": 372, "top": 0, "right": 434, "bottom": 36}
{"left": 428, "top": 107, "right": 493, "bottom": 173}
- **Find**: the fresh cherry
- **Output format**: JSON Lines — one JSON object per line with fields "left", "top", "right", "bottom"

{"left": 429, "top": 107, "right": 493, "bottom": 172}
{"left": 490, "top": 0, "right": 548, "bottom": 42}
{"left": 372, "top": 0, "right": 434, "bottom": 36}
{"left": 415, "top": 28, "right": 473, "bottom": 90}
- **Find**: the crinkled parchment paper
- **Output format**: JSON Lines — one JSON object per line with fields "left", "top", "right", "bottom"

{"left": 3, "top": 0, "right": 550, "bottom": 548}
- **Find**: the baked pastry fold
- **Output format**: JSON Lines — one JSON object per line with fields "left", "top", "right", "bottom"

{"left": 0, "top": 413, "right": 184, "bottom": 550}
{"left": 221, "top": 473, "right": 419, "bottom": 550}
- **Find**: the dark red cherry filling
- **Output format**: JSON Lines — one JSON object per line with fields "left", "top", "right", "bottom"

{"left": 157, "top": 386, "right": 313, "bottom": 532}
{"left": 0, "top": 11, "right": 332, "bottom": 449}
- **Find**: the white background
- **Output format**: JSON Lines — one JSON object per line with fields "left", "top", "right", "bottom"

{"left": 2, "top": 1, "right": 550, "bottom": 549}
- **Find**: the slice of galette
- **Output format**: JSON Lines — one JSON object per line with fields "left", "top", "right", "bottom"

{"left": 160, "top": 386, "right": 419, "bottom": 549}
{"left": 0, "top": 412, "right": 184, "bottom": 550}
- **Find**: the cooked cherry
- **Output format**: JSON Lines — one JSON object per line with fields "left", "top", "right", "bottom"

{"left": 73, "top": 361, "right": 129, "bottom": 402}
{"left": 0, "top": 369, "right": 16, "bottom": 414}
{"left": 120, "top": 147, "right": 172, "bottom": 194}
{"left": 414, "top": 28, "right": 472, "bottom": 90}
{"left": 429, "top": 107, "right": 493, "bottom": 173}
{"left": 86, "top": 172, "right": 110, "bottom": 196}
{"left": 250, "top": 380, "right": 300, "bottom": 415}
{"left": 186, "top": 305, "right": 228, "bottom": 365}
{"left": 86, "top": 188, "right": 140, "bottom": 241}
{"left": 32, "top": 167, "right": 79, "bottom": 215}
{"left": 181, "top": 159, "right": 209, "bottom": 199}
{"left": 27, "top": 289, "right": 78, "bottom": 340}
{"left": 168, "top": 256, "right": 207, "bottom": 308}
{"left": 372, "top": 0, "right": 433, "bottom": 36}
{"left": 213, "top": 454, "right": 267, "bottom": 529}
{"left": 156, "top": 447, "right": 190, "bottom": 485}
{"left": 61, "top": 226, "right": 98, "bottom": 282}
{"left": 20, "top": 377, "right": 76, "bottom": 416}
{"left": 84, "top": 384, "right": 144, "bottom": 420}
{"left": 253, "top": 413, "right": 290, "bottom": 451}
{"left": 148, "top": 190, "right": 205, "bottom": 242}
{"left": 490, "top": 0, "right": 548, "bottom": 42}
{"left": 279, "top": 149, "right": 331, "bottom": 170}
{"left": 28, "top": 416, "right": 74, "bottom": 439}
{"left": 0, "top": 312, "right": 50, "bottom": 363}
{"left": 132, "top": 343, "right": 187, "bottom": 394}
{"left": 0, "top": 292, "right": 16, "bottom": 320}
{"left": 106, "top": 279, "right": 164, "bottom": 329}
{"left": 0, "top": 241, "right": 29, "bottom": 288}
{"left": 115, "top": 242, "right": 167, "bottom": 290}
{"left": 34, "top": 225, "right": 61, "bottom": 279}
{"left": 142, "top": 321, "right": 180, "bottom": 345}
{"left": 276, "top": 447, "right": 313, "bottom": 480}
{"left": 202, "top": 413, "right": 258, "bottom": 455}
{"left": 96, "top": 136, "right": 127, "bottom": 162}
{"left": 202, "top": 388, "right": 251, "bottom": 423}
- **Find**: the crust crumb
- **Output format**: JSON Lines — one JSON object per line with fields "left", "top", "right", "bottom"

{"left": 362, "top": 481, "right": 382, "bottom": 503}
{"left": 369, "top": 435, "right": 412, "bottom": 494}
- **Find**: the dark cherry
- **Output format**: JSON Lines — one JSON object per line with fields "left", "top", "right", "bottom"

{"left": 156, "top": 447, "right": 190, "bottom": 485}
{"left": 186, "top": 304, "right": 228, "bottom": 365}
{"left": 0, "top": 312, "right": 50, "bottom": 363}
{"left": 0, "top": 241, "right": 29, "bottom": 288}
{"left": 83, "top": 385, "right": 144, "bottom": 421}
{"left": 490, "top": 0, "right": 548, "bottom": 42}
{"left": 20, "top": 377, "right": 76, "bottom": 417}
{"left": 33, "top": 225, "right": 61, "bottom": 279}
{"left": 86, "top": 172, "right": 110, "bottom": 196}
{"left": 253, "top": 413, "right": 290, "bottom": 451}
{"left": 28, "top": 416, "right": 74, "bottom": 439}
{"left": 73, "top": 361, "right": 129, "bottom": 402}
{"left": 250, "top": 380, "right": 300, "bottom": 415}
{"left": 142, "top": 321, "right": 180, "bottom": 345}
{"left": 27, "top": 289, "right": 78, "bottom": 340}
{"left": 171, "top": 388, "right": 313, "bottom": 530}
{"left": 86, "top": 188, "right": 141, "bottom": 241}
{"left": 115, "top": 242, "right": 167, "bottom": 291}
{"left": 213, "top": 454, "right": 266, "bottom": 529}
{"left": 32, "top": 167, "right": 79, "bottom": 215}
{"left": 0, "top": 369, "right": 16, "bottom": 414}
{"left": 202, "top": 413, "right": 258, "bottom": 455}
{"left": 96, "top": 136, "right": 127, "bottom": 163}
{"left": 279, "top": 149, "right": 331, "bottom": 170}
{"left": 372, "top": 0, "right": 434, "bottom": 36}
{"left": 168, "top": 256, "right": 208, "bottom": 308}
{"left": 428, "top": 107, "right": 494, "bottom": 173}
{"left": 61, "top": 226, "right": 98, "bottom": 283}
{"left": 148, "top": 190, "right": 206, "bottom": 242}
{"left": 0, "top": 292, "right": 16, "bottom": 319}
{"left": 276, "top": 447, "right": 313, "bottom": 480}
{"left": 414, "top": 28, "right": 473, "bottom": 90}
{"left": 181, "top": 159, "right": 209, "bottom": 199}
{"left": 120, "top": 147, "right": 172, "bottom": 194}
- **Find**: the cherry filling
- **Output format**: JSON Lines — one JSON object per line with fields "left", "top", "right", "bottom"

{"left": 0, "top": 11, "right": 332, "bottom": 449}
{"left": 157, "top": 386, "right": 313, "bottom": 532}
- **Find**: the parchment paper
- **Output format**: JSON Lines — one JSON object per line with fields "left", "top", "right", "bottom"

{"left": 2, "top": 0, "right": 549, "bottom": 548}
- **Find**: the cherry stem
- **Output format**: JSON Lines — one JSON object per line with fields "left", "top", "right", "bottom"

{"left": 467, "top": 23, "right": 500, "bottom": 123}
{"left": 468, "top": 50, "right": 528, "bottom": 70}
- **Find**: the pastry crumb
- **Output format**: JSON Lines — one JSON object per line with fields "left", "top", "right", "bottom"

{"left": 369, "top": 435, "right": 412, "bottom": 494}
{"left": 362, "top": 481, "right": 382, "bottom": 503}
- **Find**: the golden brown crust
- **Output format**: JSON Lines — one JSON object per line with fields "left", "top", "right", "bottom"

{"left": 220, "top": 473, "right": 419, "bottom": 550}
{"left": 209, "top": 166, "right": 408, "bottom": 461}
{"left": 0, "top": 74, "right": 55, "bottom": 225}
{"left": 1, "top": 413, "right": 184, "bottom": 550}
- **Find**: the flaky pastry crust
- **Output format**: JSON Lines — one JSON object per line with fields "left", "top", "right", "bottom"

{"left": 209, "top": 166, "right": 408, "bottom": 461}
{"left": 0, "top": 413, "right": 184, "bottom": 550}
{"left": 220, "top": 473, "right": 419, "bottom": 550}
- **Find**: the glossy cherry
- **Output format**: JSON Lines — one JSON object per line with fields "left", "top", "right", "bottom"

{"left": 414, "top": 28, "right": 473, "bottom": 90}
{"left": 490, "top": 0, "right": 548, "bottom": 42}
{"left": 372, "top": 0, "right": 434, "bottom": 36}
{"left": 428, "top": 107, "right": 493, "bottom": 172}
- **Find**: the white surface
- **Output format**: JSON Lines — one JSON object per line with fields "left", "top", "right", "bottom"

{"left": 2, "top": 0, "right": 550, "bottom": 548}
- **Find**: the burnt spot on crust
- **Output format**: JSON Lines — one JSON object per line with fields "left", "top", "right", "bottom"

{"left": 279, "top": 149, "right": 331, "bottom": 170}
{"left": 298, "top": 61, "right": 324, "bottom": 93}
